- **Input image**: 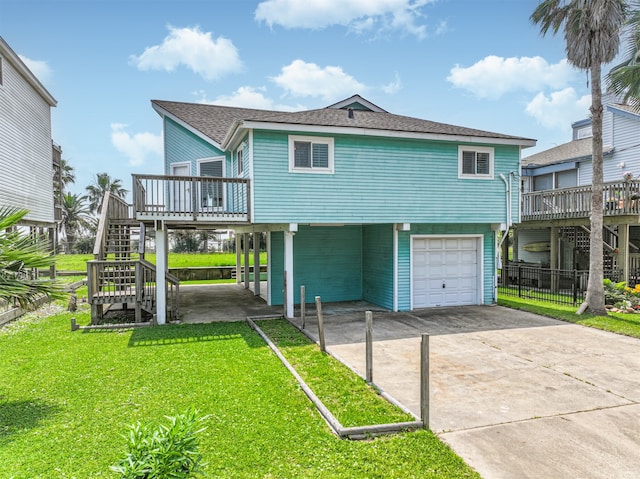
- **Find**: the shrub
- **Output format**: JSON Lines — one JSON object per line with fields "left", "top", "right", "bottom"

{"left": 111, "top": 409, "right": 208, "bottom": 478}
{"left": 604, "top": 279, "right": 640, "bottom": 310}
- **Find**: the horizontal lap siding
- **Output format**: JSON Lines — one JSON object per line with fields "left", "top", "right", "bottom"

{"left": 293, "top": 225, "right": 363, "bottom": 303}
{"left": 165, "top": 118, "right": 227, "bottom": 173}
{"left": 363, "top": 224, "right": 394, "bottom": 309}
{"left": 251, "top": 130, "right": 519, "bottom": 225}
{"left": 0, "top": 56, "right": 54, "bottom": 224}
{"left": 396, "top": 224, "right": 495, "bottom": 311}
{"left": 269, "top": 227, "right": 363, "bottom": 305}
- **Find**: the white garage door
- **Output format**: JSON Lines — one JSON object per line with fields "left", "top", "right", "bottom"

{"left": 412, "top": 237, "right": 480, "bottom": 308}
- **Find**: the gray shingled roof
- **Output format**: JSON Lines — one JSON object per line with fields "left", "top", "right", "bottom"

{"left": 152, "top": 99, "right": 534, "bottom": 146}
{"left": 152, "top": 100, "right": 281, "bottom": 145}
{"left": 609, "top": 102, "right": 640, "bottom": 116}
{"left": 522, "top": 138, "right": 593, "bottom": 166}
{"left": 522, "top": 137, "right": 614, "bottom": 167}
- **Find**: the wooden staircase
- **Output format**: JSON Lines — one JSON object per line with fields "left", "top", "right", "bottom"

{"left": 87, "top": 192, "right": 179, "bottom": 325}
{"left": 558, "top": 225, "right": 640, "bottom": 278}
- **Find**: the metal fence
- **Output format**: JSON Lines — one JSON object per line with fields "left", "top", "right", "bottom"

{"left": 498, "top": 265, "right": 589, "bottom": 306}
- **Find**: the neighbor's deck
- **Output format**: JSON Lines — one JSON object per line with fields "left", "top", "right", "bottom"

{"left": 522, "top": 180, "right": 640, "bottom": 225}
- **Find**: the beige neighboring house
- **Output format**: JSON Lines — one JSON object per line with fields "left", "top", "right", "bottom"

{"left": 0, "top": 36, "right": 58, "bottom": 229}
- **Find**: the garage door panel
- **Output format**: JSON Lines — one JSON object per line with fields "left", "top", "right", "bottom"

{"left": 412, "top": 236, "right": 480, "bottom": 309}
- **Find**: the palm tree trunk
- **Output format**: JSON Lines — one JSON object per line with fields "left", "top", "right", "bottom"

{"left": 64, "top": 227, "right": 76, "bottom": 254}
{"left": 583, "top": 62, "right": 607, "bottom": 316}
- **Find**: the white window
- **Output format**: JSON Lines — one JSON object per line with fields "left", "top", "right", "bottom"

{"left": 458, "top": 146, "right": 494, "bottom": 179}
{"left": 289, "top": 136, "right": 334, "bottom": 174}
{"left": 237, "top": 148, "right": 244, "bottom": 176}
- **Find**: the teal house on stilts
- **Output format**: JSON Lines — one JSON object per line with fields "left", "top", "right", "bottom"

{"left": 89, "top": 94, "right": 535, "bottom": 324}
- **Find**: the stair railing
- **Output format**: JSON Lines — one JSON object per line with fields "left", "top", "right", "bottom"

{"left": 93, "top": 191, "right": 132, "bottom": 260}
{"left": 137, "top": 259, "right": 180, "bottom": 321}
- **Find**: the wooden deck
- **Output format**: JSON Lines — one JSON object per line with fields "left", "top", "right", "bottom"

{"left": 132, "top": 174, "right": 250, "bottom": 225}
{"left": 522, "top": 180, "right": 640, "bottom": 223}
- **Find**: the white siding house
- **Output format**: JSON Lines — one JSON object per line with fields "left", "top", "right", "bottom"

{"left": 0, "top": 36, "right": 57, "bottom": 226}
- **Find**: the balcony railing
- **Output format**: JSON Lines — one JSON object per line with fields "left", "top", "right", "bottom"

{"left": 522, "top": 180, "right": 640, "bottom": 221}
{"left": 132, "top": 174, "right": 250, "bottom": 223}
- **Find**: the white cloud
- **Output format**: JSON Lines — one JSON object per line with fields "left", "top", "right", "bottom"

{"left": 525, "top": 88, "right": 591, "bottom": 130}
{"left": 255, "top": 0, "right": 434, "bottom": 38}
{"left": 19, "top": 55, "right": 52, "bottom": 84}
{"left": 111, "top": 123, "right": 163, "bottom": 166}
{"left": 194, "top": 87, "right": 304, "bottom": 111}
{"left": 129, "top": 25, "right": 242, "bottom": 81}
{"left": 448, "top": 56, "right": 578, "bottom": 99}
{"left": 382, "top": 72, "right": 402, "bottom": 94}
{"left": 272, "top": 59, "right": 366, "bottom": 101}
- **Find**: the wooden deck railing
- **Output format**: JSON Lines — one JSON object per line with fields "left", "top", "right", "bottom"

{"left": 87, "top": 259, "right": 179, "bottom": 322}
{"left": 522, "top": 180, "right": 640, "bottom": 221}
{"left": 132, "top": 174, "right": 250, "bottom": 223}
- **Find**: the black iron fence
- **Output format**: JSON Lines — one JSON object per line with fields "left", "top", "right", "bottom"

{"left": 498, "top": 265, "right": 589, "bottom": 306}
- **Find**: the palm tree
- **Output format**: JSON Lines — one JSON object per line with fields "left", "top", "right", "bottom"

{"left": 59, "top": 158, "right": 76, "bottom": 192}
{"left": 531, "top": 0, "right": 627, "bottom": 316}
{"left": 607, "top": 8, "right": 640, "bottom": 109}
{"left": 61, "top": 193, "right": 94, "bottom": 253}
{"left": 53, "top": 158, "right": 75, "bottom": 199}
{"left": 86, "top": 172, "right": 128, "bottom": 214}
{"left": 0, "top": 207, "right": 65, "bottom": 308}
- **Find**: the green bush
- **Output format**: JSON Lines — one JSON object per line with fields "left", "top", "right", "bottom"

{"left": 111, "top": 409, "right": 208, "bottom": 478}
{"left": 603, "top": 279, "right": 640, "bottom": 310}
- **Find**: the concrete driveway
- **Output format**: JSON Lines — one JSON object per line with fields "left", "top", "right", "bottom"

{"left": 293, "top": 305, "right": 640, "bottom": 479}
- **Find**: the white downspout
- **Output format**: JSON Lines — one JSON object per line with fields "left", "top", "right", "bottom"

{"left": 498, "top": 173, "right": 512, "bottom": 259}
{"left": 496, "top": 173, "right": 512, "bottom": 302}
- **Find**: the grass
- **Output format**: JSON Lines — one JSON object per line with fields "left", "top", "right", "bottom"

{"left": 0, "top": 304, "right": 479, "bottom": 479}
{"left": 499, "top": 296, "right": 640, "bottom": 339}
{"left": 55, "top": 252, "right": 266, "bottom": 272}
{"left": 257, "top": 318, "right": 414, "bottom": 427}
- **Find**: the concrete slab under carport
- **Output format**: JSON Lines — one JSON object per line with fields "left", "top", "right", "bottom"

{"left": 178, "top": 283, "right": 282, "bottom": 323}
{"left": 294, "top": 305, "right": 640, "bottom": 479}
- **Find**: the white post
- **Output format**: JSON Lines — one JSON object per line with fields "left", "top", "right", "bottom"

{"left": 284, "top": 231, "right": 295, "bottom": 318}
{"left": 155, "top": 222, "right": 167, "bottom": 325}
{"left": 316, "top": 296, "right": 325, "bottom": 353}
{"left": 243, "top": 233, "right": 250, "bottom": 289}
{"left": 253, "top": 232, "right": 261, "bottom": 296}
{"left": 235, "top": 233, "right": 242, "bottom": 284}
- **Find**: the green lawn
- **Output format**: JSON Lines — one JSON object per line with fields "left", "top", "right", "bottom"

{"left": 498, "top": 296, "right": 640, "bottom": 338}
{"left": 55, "top": 252, "right": 266, "bottom": 272}
{"left": 0, "top": 305, "right": 479, "bottom": 479}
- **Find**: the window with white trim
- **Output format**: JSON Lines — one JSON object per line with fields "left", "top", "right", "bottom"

{"left": 289, "top": 136, "right": 334, "bottom": 173}
{"left": 236, "top": 148, "right": 244, "bottom": 176}
{"left": 458, "top": 146, "right": 494, "bottom": 179}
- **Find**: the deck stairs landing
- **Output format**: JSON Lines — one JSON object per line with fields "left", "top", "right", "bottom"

{"left": 559, "top": 225, "right": 640, "bottom": 277}
{"left": 87, "top": 192, "right": 179, "bottom": 324}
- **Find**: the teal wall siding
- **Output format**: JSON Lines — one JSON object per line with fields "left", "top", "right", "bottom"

{"left": 269, "top": 226, "right": 363, "bottom": 305}
{"left": 269, "top": 231, "right": 285, "bottom": 305}
{"left": 251, "top": 130, "right": 520, "bottom": 225}
{"left": 164, "top": 118, "right": 227, "bottom": 174}
{"left": 396, "top": 224, "right": 496, "bottom": 311}
{"left": 362, "top": 224, "right": 394, "bottom": 309}
{"left": 271, "top": 223, "right": 496, "bottom": 310}
{"left": 293, "top": 225, "right": 363, "bottom": 303}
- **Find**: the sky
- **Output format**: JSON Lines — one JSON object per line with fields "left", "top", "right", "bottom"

{"left": 0, "top": 0, "right": 607, "bottom": 198}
